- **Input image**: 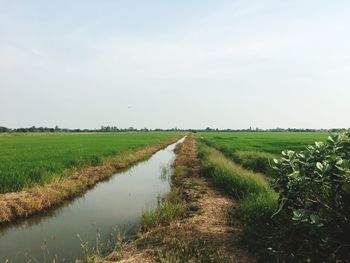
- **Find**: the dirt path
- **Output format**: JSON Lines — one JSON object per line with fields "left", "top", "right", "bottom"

{"left": 183, "top": 180, "right": 251, "bottom": 262}
{"left": 104, "top": 135, "right": 253, "bottom": 263}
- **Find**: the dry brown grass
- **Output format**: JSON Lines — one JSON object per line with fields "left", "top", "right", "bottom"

{"left": 0, "top": 138, "right": 180, "bottom": 224}
{"left": 105, "top": 135, "right": 253, "bottom": 263}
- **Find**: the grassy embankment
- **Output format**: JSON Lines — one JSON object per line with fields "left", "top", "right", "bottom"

{"left": 0, "top": 132, "right": 182, "bottom": 223}
{"left": 198, "top": 132, "right": 329, "bottom": 261}
{"left": 198, "top": 141, "right": 278, "bottom": 260}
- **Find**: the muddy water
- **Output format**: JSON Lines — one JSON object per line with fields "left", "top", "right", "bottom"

{"left": 0, "top": 137, "right": 185, "bottom": 262}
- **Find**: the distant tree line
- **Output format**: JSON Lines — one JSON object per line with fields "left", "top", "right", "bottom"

{"left": 0, "top": 125, "right": 344, "bottom": 133}
{"left": 0, "top": 125, "right": 182, "bottom": 133}
{"left": 201, "top": 127, "right": 343, "bottom": 133}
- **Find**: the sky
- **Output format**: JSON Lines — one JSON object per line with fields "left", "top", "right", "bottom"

{"left": 1, "top": 0, "right": 350, "bottom": 129}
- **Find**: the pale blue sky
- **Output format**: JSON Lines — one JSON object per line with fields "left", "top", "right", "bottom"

{"left": 1, "top": 0, "right": 350, "bottom": 129}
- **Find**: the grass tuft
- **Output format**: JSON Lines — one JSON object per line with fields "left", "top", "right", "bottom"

{"left": 199, "top": 144, "right": 272, "bottom": 200}
{"left": 238, "top": 192, "right": 278, "bottom": 224}
{"left": 141, "top": 190, "right": 186, "bottom": 230}
{"left": 231, "top": 150, "right": 275, "bottom": 175}
{"left": 154, "top": 238, "right": 230, "bottom": 263}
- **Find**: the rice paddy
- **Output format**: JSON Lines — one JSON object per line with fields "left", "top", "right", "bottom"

{"left": 199, "top": 132, "right": 328, "bottom": 174}
{"left": 0, "top": 132, "right": 180, "bottom": 193}
{"left": 200, "top": 131, "right": 328, "bottom": 155}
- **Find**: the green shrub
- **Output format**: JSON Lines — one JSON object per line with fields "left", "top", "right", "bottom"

{"left": 238, "top": 191, "right": 278, "bottom": 224}
{"left": 272, "top": 130, "right": 350, "bottom": 261}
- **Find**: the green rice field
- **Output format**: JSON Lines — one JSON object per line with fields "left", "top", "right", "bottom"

{"left": 0, "top": 132, "right": 180, "bottom": 193}
{"left": 200, "top": 132, "right": 328, "bottom": 155}
{"left": 199, "top": 132, "right": 329, "bottom": 175}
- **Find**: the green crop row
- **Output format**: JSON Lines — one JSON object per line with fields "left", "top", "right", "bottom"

{"left": 0, "top": 132, "right": 180, "bottom": 193}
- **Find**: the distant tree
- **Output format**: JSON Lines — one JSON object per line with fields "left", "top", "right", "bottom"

{"left": 0, "top": 126, "right": 9, "bottom": 133}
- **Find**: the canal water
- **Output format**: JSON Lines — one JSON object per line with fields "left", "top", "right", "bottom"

{"left": 0, "top": 137, "right": 185, "bottom": 262}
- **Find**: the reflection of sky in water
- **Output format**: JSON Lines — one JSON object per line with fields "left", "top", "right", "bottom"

{"left": 0, "top": 137, "right": 185, "bottom": 262}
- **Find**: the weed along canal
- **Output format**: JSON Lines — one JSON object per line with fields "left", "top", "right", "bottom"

{"left": 0, "top": 137, "right": 186, "bottom": 262}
